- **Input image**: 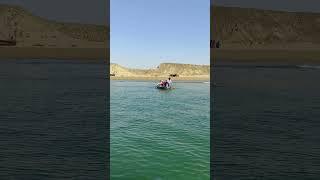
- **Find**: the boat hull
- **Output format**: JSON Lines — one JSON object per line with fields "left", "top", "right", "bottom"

{"left": 155, "top": 84, "right": 171, "bottom": 90}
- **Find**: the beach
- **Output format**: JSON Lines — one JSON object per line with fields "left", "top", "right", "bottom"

{"left": 0, "top": 47, "right": 108, "bottom": 60}
{"left": 212, "top": 49, "right": 320, "bottom": 65}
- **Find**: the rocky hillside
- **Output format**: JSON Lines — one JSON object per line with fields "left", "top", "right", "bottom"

{"left": 157, "top": 63, "right": 210, "bottom": 76}
{"left": 0, "top": 4, "right": 108, "bottom": 48}
{"left": 110, "top": 63, "right": 210, "bottom": 77}
{"left": 211, "top": 6, "right": 320, "bottom": 49}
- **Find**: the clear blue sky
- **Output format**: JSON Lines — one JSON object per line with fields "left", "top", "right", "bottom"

{"left": 111, "top": 0, "right": 210, "bottom": 68}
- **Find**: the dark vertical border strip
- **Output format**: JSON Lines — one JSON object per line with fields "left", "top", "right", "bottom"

{"left": 106, "top": 0, "right": 110, "bottom": 179}
{"left": 210, "top": 0, "right": 216, "bottom": 179}
{"left": 104, "top": 0, "right": 110, "bottom": 179}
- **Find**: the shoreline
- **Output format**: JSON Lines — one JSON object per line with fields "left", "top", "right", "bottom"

{"left": 110, "top": 76, "right": 209, "bottom": 81}
{"left": 212, "top": 49, "right": 320, "bottom": 65}
{"left": 0, "top": 47, "right": 108, "bottom": 60}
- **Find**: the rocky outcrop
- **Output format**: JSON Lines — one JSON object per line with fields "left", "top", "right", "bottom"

{"left": 211, "top": 6, "right": 320, "bottom": 49}
{"left": 0, "top": 4, "right": 108, "bottom": 48}
{"left": 110, "top": 63, "right": 210, "bottom": 77}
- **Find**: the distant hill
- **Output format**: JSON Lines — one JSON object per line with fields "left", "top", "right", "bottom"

{"left": 110, "top": 63, "right": 210, "bottom": 78}
{"left": 211, "top": 6, "right": 320, "bottom": 49}
{"left": 0, "top": 4, "right": 108, "bottom": 48}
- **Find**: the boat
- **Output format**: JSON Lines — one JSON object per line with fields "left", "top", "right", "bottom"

{"left": 155, "top": 83, "right": 172, "bottom": 90}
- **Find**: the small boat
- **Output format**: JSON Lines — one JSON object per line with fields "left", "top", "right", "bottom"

{"left": 155, "top": 83, "right": 172, "bottom": 90}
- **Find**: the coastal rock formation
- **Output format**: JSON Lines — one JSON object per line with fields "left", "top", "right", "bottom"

{"left": 0, "top": 4, "right": 108, "bottom": 48}
{"left": 110, "top": 63, "right": 210, "bottom": 78}
{"left": 157, "top": 63, "right": 210, "bottom": 76}
{"left": 211, "top": 6, "right": 320, "bottom": 49}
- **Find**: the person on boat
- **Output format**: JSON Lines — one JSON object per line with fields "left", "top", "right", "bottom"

{"left": 163, "top": 80, "right": 168, "bottom": 87}
{"left": 159, "top": 80, "right": 164, "bottom": 86}
{"left": 166, "top": 77, "right": 172, "bottom": 88}
{"left": 158, "top": 80, "right": 166, "bottom": 87}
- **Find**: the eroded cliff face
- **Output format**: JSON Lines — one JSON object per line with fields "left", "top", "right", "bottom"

{"left": 110, "top": 63, "right": 210, "bottom": 77}
{"left": 157, "top": 63, "right": 210, "bottom": 76}
{"left": 211, "top": 6, "right": 320, "bottom": 49}
{"left": 0, "top": 4, "right": 108, "bottom": 48}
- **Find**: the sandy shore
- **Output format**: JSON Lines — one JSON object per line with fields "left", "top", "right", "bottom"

{"left": 110, "top": 76, "right": 209, "bottom": 81}
{"left": 0, "top": 47, "right": 109, "bottom": 60}
{"left": 212, "top": 49, "right": 320, "bottom": 65}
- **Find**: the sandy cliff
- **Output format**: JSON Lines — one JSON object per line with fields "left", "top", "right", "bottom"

{"left": 110, "top": 63, "right": 210, "bottom": 80}
{"left": 211, "top": 6, "right": 320, "bottom": 63}
{"left": 0, "top": 4, "right": 108, "bottom": 60}
{"left": 211, "top": 6, "right": 320, "bottom": 49}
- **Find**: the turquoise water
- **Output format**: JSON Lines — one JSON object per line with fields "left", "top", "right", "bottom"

{"left": 111, "top": 81, "right": 210, "bottom": 180}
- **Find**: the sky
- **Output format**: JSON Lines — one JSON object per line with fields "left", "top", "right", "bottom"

{"left": 0, "top": 0, "right": 109, "bottom": 25}
{"left": 1, "top": 0, "right": 319, "bottom": 68}
{"left": 111, "top": 0, "right": 210, "bottom": 68}
{"left": 212, "top": 0, "right": 320, "bottom": 13}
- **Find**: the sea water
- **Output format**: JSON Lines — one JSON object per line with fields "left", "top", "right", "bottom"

{"left": 213, "top": 64, "right": 320, "bottom": 179}
{"left": 111, "top": 81, "right": 210, "bottom": 179}
{"left": 0, "top": 59, "right": 107, "bottom": 179}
